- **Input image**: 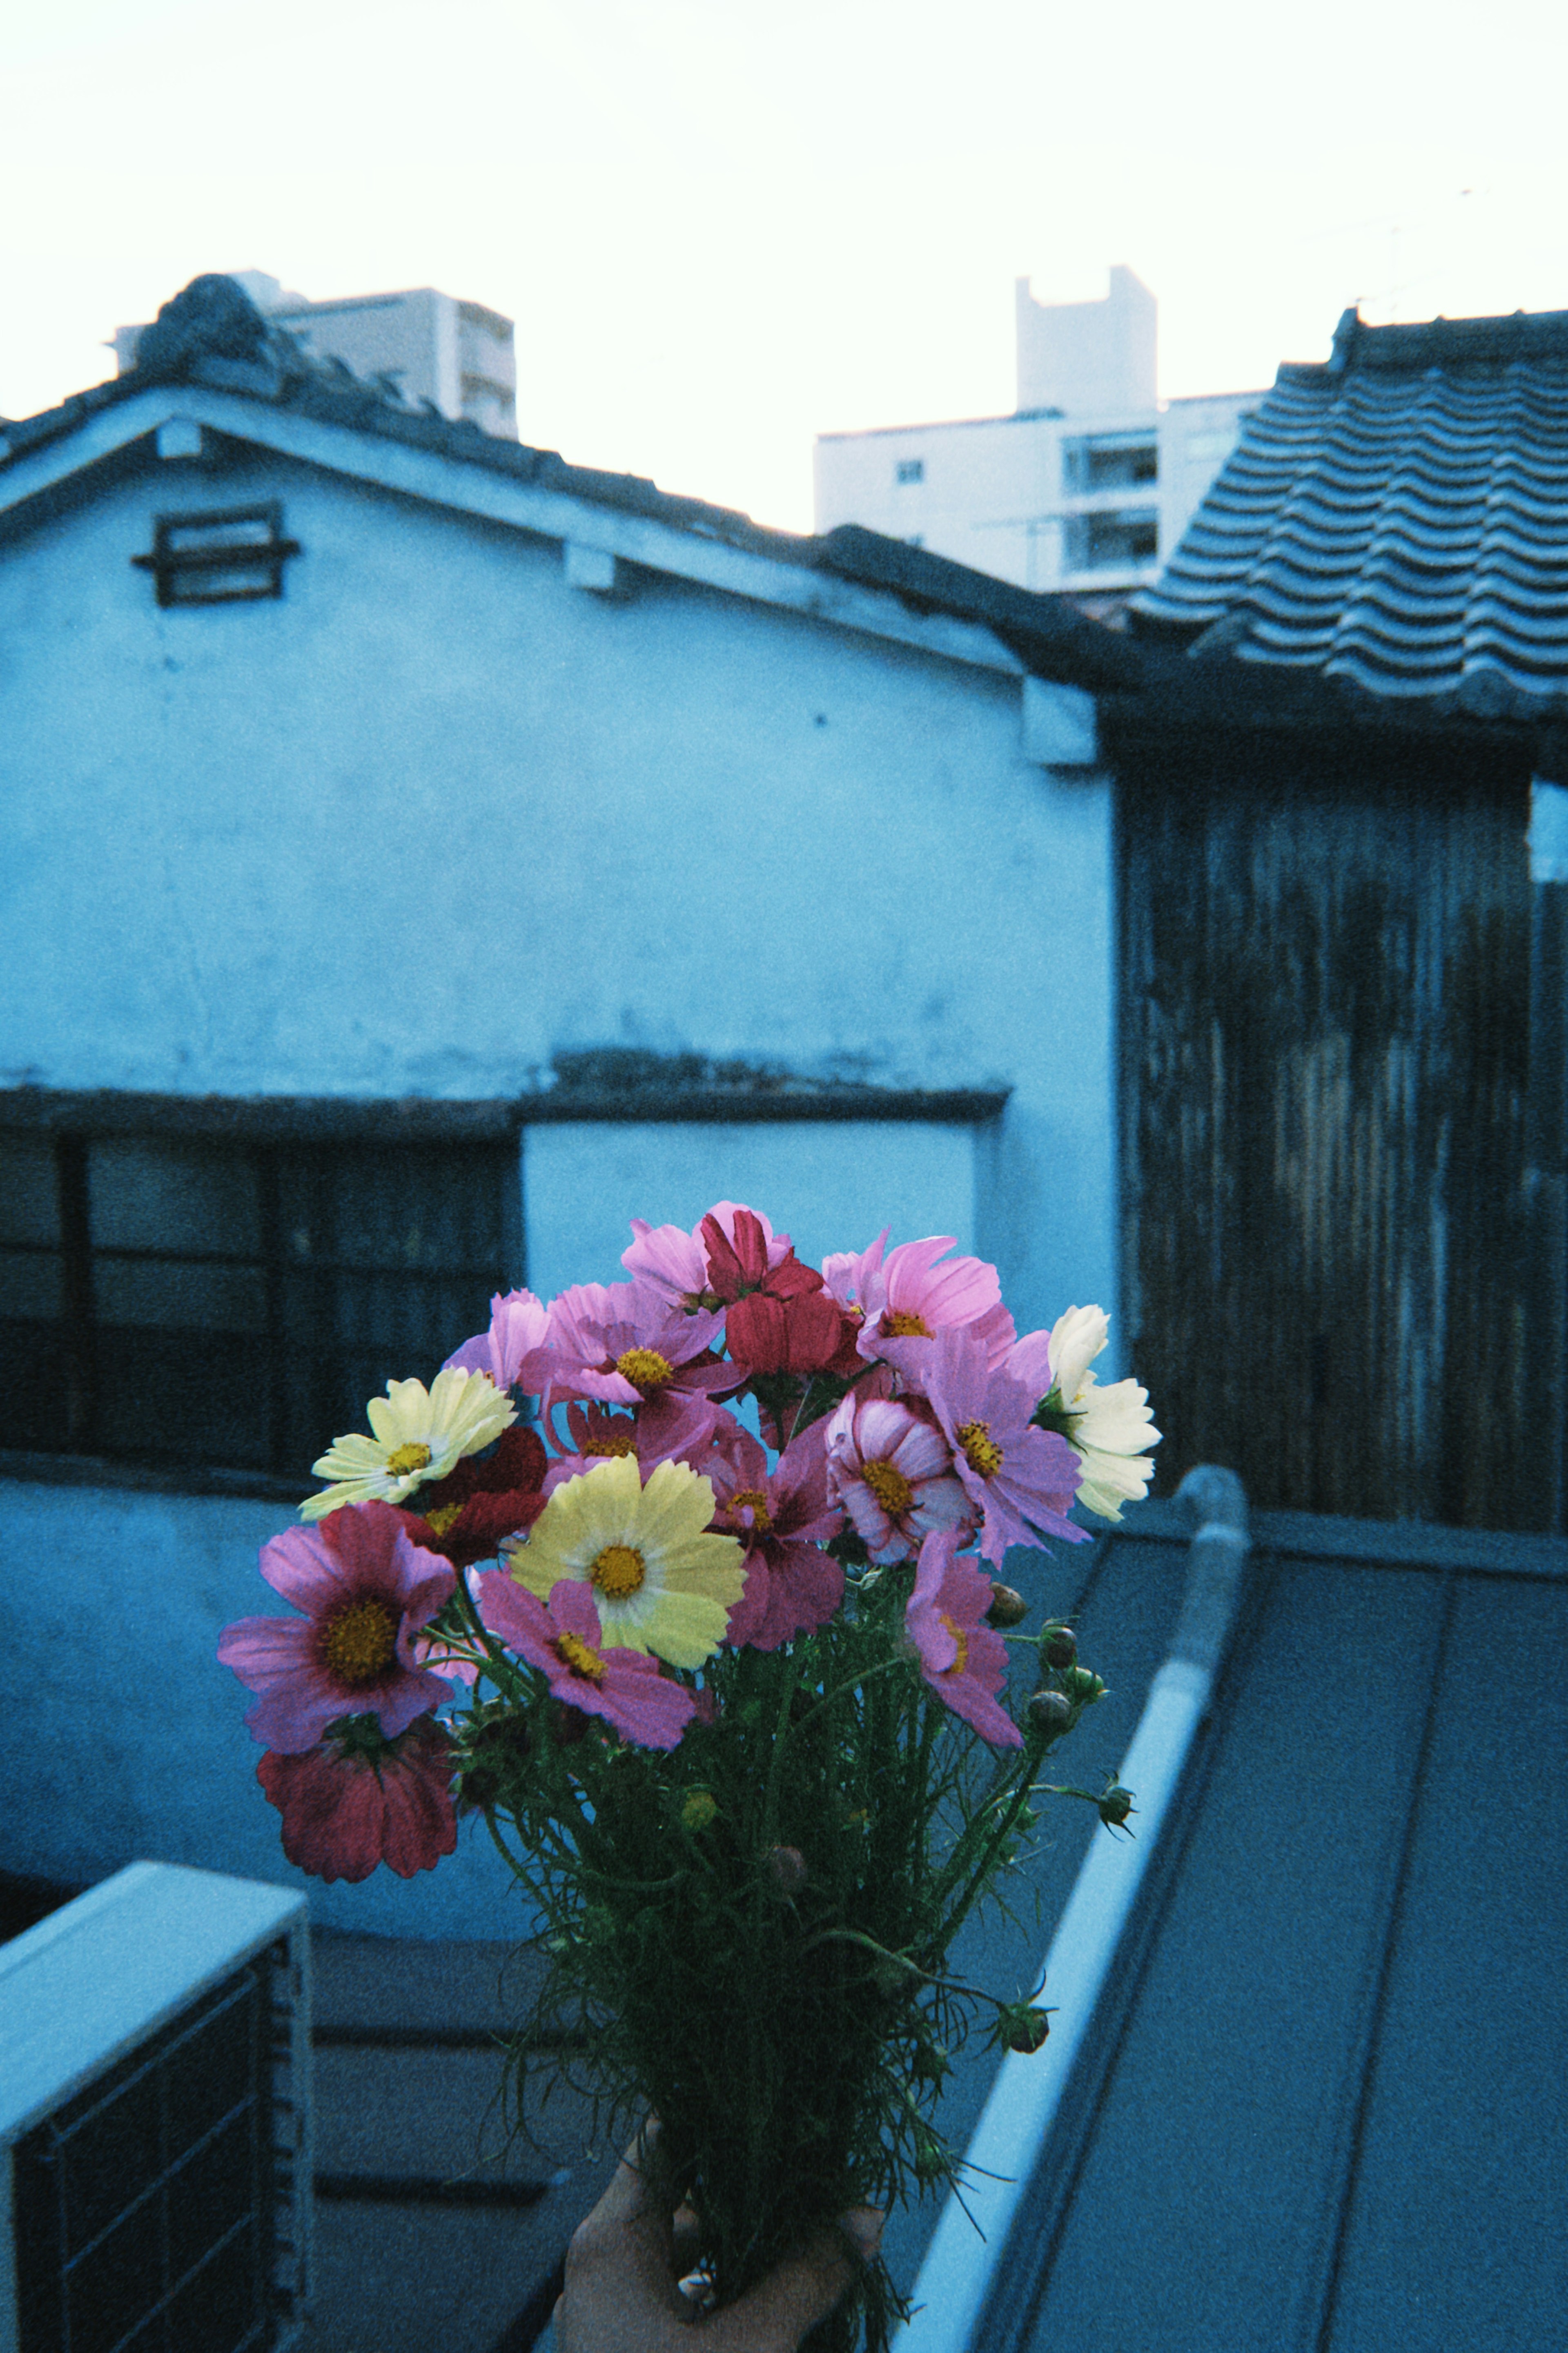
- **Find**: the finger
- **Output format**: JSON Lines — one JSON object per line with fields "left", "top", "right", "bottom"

{"left": 704, "top": 2210, "right": 884, "bottom": 2353}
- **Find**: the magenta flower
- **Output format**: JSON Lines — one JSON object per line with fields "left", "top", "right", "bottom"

{"left": 473, "top": 1570, "right": 697, "bottom": 1749}
{"left": 906, "top": 1529, "right": 1022, "bottom": 1748}
{"left": 442, "top": 1288, "right": 555, "bottom": 1395}
{"left": 219, "top": 1503, "right": 457, "bottom": 1753}
{"left": 921, "top": 1327, "right": 1088, "bottom": 1566}
{"left": 545, "top": 1280, "right": 733, "bottom": 1411}
{"left": 623, "top": 1202, "right": 795, "bottom": 1307}
{"left": 855, "top": 1236, "right": 1016, "bottom": 1381}
{"left": 540, "top": 1392, "right": 719, "bottom": 1493}
{"left": 709, "top": 1421, "right": 846, "bottom": 1650}
{"left": 257, "top": 1714, "right": 459, "bottom": 1882}
{"left": 824, "top": 1391, "right": 974, "bottom": 1564}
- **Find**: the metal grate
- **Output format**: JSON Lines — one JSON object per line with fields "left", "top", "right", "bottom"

{"left": 0, "top": 1130, "right": 519, "bottom": 1477}
{"left": 11, "top": 1962, "right": 278, "bottom": 2353}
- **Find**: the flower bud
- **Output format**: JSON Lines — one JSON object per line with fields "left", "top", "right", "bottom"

{"left": 1061, "top": 1664, "right": 1105, "bottom": 1707}
{"left": 1098, "top": 1780, "right": 1136, "bottom": 1833}
{"left": 985, "top": 1583, "right": 1028, "bottom": 1628}
{"left": 1027, "top": 1689, "right": 1073, "bottom": 1738}
{"left": 997, "top": 2004, "right": 1051, "bottom": 2054}
{"left": 766, "top": 1844, "right": 809, "bottom": 1898}
{"left": 912, "top": 2037, "right": 950, "bottom": 2085}
{"left": 1042, "top": 1626, "right": 1077, "bottom": 1670}
{"left": 681, "top": 1788, "right": 718, "bottom": 1833}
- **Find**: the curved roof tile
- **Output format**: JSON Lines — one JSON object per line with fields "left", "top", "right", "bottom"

{"left": 1135, "top": 306, "right": 1568, "bottom": 715}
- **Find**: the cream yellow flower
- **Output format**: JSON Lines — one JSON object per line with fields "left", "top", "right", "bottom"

{"left": 508, "top": 1452, "right": 745, "bottom": 1669}
{"left": 1046, "top": 1305, "right": 1160, "bottom": 1522}
{"left": 301, "top": 1369, "right": 516, "bottom": 1521}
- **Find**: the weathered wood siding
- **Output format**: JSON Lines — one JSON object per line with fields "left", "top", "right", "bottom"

{"left": 1119, "top": 745, "right": 1534, "bottom": 1528}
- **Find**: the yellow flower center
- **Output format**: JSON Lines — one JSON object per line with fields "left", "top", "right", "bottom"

{"left": 585, "top": 1432, "right": 638, "bottom": 1457}
{"left": 615, "top": 1347, "right": 675, "bottom": 1390}
{"left": 592, "top": 1543, "right": 647, "bottom": 1599}
{"left": 423, "top": 1502, "right": 464, "bottom": 1537}
{"left": 861, "top": 1458, "right": 914, "bottom": 1516}
{"left": 938, "top": 1610, "right": 969, "bottom": 1678}
{"left": 321, "top": 1598, "right": 399, "bottom": 1685}
{"left": 730, "top": 1488, "right": 773, "bottom": 1534}
{"left": 554, "top": 1630, "right": 607, "bottom": 1683}
{"left": 957, "top": 1420, "right": 1004, "bottom": 1478}
{"left": 883, "top": 1311, "right": 932, "bottom": 1339}
{"left": 385, "top": 1441, "right": 434, "bottom": 1478}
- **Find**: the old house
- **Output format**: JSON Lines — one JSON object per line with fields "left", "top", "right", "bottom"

{"left": 0, "top": 274, "right": 1136, "bottom": 1936}
{"left": 1109, "top": 304, "right": 1568, "bottom": 1534}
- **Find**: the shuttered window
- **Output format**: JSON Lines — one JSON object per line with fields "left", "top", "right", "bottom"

{"left": 0, "top": 1125, "right": 519, "bottom": 1479}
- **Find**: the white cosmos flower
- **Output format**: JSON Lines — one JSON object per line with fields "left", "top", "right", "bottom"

{"left": 1047, "top": 1305, "right": 1161, "bottom": 1522}
{"left": 301, "top": 1369, "right": 516, "bottom": 1520}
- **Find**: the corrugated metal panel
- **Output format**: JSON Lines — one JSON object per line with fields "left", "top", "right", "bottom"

{"left": 1119, "top": 756, "right": 1534, "bottom": 1528}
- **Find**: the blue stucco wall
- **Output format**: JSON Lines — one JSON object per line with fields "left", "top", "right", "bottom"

{"left": 0, "top": 435, "right": 1117, "bottom": 1933}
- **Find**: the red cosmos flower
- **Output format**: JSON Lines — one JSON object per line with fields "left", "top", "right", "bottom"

{"left": 707, "top": 1422, "right": 846, "bottom": 1650}
{"left": 700, "top": 1208, "right": 823, "bottom": 1306}
{"left": 399, "top": 1425, "right": 550, "bottom": 1568}
{"left": 258, "top": 1713, "right": 459, "bottom": 1882}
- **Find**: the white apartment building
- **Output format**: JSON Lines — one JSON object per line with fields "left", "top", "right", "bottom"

{"left": 114, "top": 270, "right": 518, "bottom": 438}
{"left": 815, "top": 267, "right": 1261, "bottom": 602}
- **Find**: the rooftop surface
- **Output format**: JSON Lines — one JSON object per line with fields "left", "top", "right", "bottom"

{"left": 1133, "top": 306, "right": 1568, "bottom": 725}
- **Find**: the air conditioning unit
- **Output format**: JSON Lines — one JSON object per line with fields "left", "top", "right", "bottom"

{"left": 1, "top": 1861, "right": 312, "bottom": 2353}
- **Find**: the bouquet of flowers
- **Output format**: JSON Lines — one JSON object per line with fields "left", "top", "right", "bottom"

{"left": 220, "top": 1205, "right": 1158, "bottom": 2351}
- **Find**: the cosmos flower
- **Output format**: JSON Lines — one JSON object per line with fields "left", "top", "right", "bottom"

{"left": 920, "top": 1328, "right": 1087, "bottom": 1566}
{"left": 508, "top": 1452, "right": 745, "bottom": 1669}
{"left": 398, "top": 1425, "right": 550, "bottom": 1569}
{"left": 622, "top": 1201, "right": 796, "bottom": 1308}
{"left": 257, "top": 1713, "right": 458, "bottom": 1882}
{"left": 442, "top": 1289, "right": 556, "bottom": 1395}
{"left": 219, "top": 1503, "right": 456, "bottom": 1752}
{"left": 852, "top": 1236, "right": 1016, "bottom": 1380}
{"left": 474, "top": 1572, "right": 696, "bottom": 1749}
{"left": 708, "top": 1421, "right": 846, "bottom": 1650}
{"left": 905, "top": 1528, "right": 1022, "bottom": 1748}
{"left": 544, "top": 1282, "right": 734, "bottom": 1412}
{"left": 1033, "top": 1306, "right": 1161, "bottom": 1521}
{"left": 823, "top": 1392, "right": 974, "bottom": 1565}
{"left": 302, "top": 1369, "right": 515, "bottom": 1520}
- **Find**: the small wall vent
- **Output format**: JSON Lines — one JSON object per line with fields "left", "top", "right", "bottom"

{"left": 131, "top": 505, "right": 301, "bottom": 607}
{"left": 1, "top": 1862, "right": 312, "bottom": 2353}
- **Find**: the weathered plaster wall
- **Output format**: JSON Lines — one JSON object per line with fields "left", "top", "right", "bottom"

{"left": 0, "top": 440, "right": 1117, "bottom": 1932}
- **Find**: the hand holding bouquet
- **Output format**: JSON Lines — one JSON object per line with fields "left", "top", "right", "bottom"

{"left": 220, "top": 1206, "right": 1158, "bottom": 2351}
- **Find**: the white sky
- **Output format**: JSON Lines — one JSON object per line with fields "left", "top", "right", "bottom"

{"left": 2, "top": 0, "right": 1564, "bottom": 533}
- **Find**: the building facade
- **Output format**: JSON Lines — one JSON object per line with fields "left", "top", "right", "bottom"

{"left": 0, "top": 274, "right": 1132, "bottom": 1937}
{"left": 815, "top": 267, "right": 1261, "bottom": 606}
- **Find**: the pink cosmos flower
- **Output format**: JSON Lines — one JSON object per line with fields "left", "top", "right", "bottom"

{"left": 540, "top": 1392, "right": 719, "bottom": 1493}
{"left": 443, "top": 1289, "right": 555, "bottom": 1395}
{"left": 623, "top": 1202, "right": 795, "bottom": 1308}
{"left": 473, "top": 1570, "right": 697, "bottom": 1749}
{"left": 824, "top": 1392, "right": 974, "bottom": 1565}
{"left": 257, "top": 1714, "right": 459, "bottom": 1882}
{"left": 707, "top": 1421, "right": 846, "bottom": 1650}
{"left": 218, "top": 1503, "right": 457, "bottom": 1753}
{"left": 920, "top": 1328, "right": 1088, "bottom": 1566}
{"left": 854, "top": 1236, "right": 1016, "bottom": 1383}
{"left": 545, "top": 1280, "right": 733, "bottom": 1412}
{"left": 905, "top": 1528, "right": 1022, "bottom": 1748}
{"left": 820, "top": 1230, "right": 889, "bottom": 1312}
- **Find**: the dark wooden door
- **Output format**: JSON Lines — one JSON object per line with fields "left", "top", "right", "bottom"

{"left": 1118, "top": 746, "right": 1535, "bottom": 1528}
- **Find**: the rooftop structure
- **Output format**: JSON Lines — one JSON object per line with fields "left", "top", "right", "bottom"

{"left": 1132, "top": 303, "right": 1568, "bottom": 721}
{"left": 113, "top": 268, "right": 518, "bottom": 439}
{"left": 815, "top": 269, "right": 1264, "bottom": 609}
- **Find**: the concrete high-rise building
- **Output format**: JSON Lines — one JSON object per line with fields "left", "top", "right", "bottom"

{"left": 815, "top": 267, "right": 1262, "bottom": 610}
{"left": 114, "top": 271, "right": 517, "bottom": 439}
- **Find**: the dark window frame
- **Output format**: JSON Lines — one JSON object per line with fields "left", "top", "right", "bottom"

{"left": 0, "top": 1106, "right": 523, "bottom": 1484}
{"left": 131, "top": 502, "right": 302, "bottom": 608}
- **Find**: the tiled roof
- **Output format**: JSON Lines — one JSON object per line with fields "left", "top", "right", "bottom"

{"left": 0, "top": 274, "right": 1141, "bottom": 694}
{"left": 1133, "top": 305, "right": 1568, "bottom": 721}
